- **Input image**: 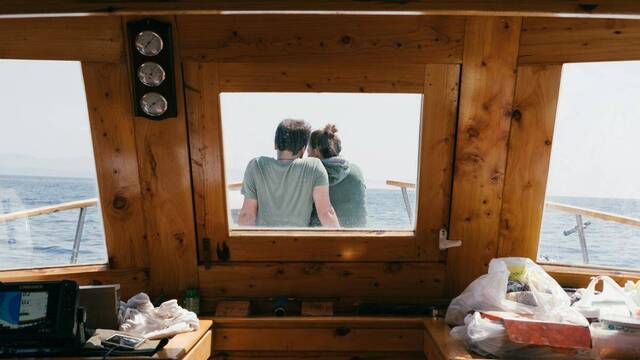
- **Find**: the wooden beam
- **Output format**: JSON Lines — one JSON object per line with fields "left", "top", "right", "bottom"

{"left": 183, "top": 62, "right": 228, "bottom": 262}
{"left": 447, "top": 16, "right": 522, "bottom": 296}
{"left": 0, "top": 17, "right": 123, "bottom": 62}
{"left": 0, "top": 198, "right": 97, "bottom": 223}
{"left": 217, "top": 63, "right": 426, "bottom": 93}
{"left": 208, "top": 316, "right": 426, "bottom": 329}
{"left": 198, "top": 262, "right": 445, "bottom": 300}
{"left": 0, "top": 265, "right": 149, "bottom": 298}
{"left": 126, "top": 16, "right": 199, "bottom": 298}
{"left": 5, "top": 1, "right": 640, "bottom": 19}
{"left": 83, "top": 61, "right": 149, "bottom": 269}
{"left": 178, "top": 15, "right": 464, "bottom": 64}
{"left": 497, "top": 65, "right": 562, "bottom": 259}
{"left": 544, "top": 264, "right": 640, "bottom": 288}
{"left": 416, "top": 64, "right": 460, "bottom": 261}
{"left": 519, "top": 18, "right": 640, "bottom": 64}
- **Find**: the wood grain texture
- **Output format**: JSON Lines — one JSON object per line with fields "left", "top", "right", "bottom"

{"left": 213, "top": 328, "right": 422, "bottom": 352}
{"left": 446, "top": 16, "right": 522, "bottom": 296}
{"left": 544, "top": 264, "right": 640, "bottom": 288}
{"left": 155, "top": 320, "right": 213, "bottom": 359}
{"left": 0, "top": 265, "right": 149, "bottom": 298}
{"left": 83, "top": 62, "right": 149, "bottom": 269}
{"left": 127, "top": 16, "right": 199, "bottom": 298}
{"left": 218, "top": 63, "right": 426, "bottom": 93}
{"left": 498, "top": 65, "right": 562, "bottom": 259}
{"left": 416, "top": 64, "right": 460, "bottom": 260}
{"left": 177, "top": 15, "right": 464, "bottom": 63}
{"left": 6, "top": 1, "right": 640, "bottom": 19}
{"left": 519, "top": 18, "right": 640, "bottom": 64}
{"left": 181, "top": 330, "right": 212, "bottom": 360}
{"left": 0, "top": 17, "right": 123, "bottom": 62}
{"left": 183, "top": 62, "right": 228, "bottom": 260}
{"left": 424, "top": 318, "right": 484, "bottom": 359}
{"left": 198, "top": 262, "right": 445, "bottom": 300}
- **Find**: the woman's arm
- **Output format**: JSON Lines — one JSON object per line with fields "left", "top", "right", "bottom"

{"left": 312, "top": 185, "right": 340, "bottom": 228}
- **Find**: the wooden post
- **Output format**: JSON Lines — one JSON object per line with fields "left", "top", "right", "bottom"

{"left": 447, "top": 16, "right": 522, "bottom": 296}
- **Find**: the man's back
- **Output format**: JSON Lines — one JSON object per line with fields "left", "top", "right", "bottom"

{"left": 241, "top": 156, "right": 328, "bottom": 227}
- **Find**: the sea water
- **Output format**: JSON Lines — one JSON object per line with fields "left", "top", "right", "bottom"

{"left": 1, "top": 175, "right": 639, "bottom": 271}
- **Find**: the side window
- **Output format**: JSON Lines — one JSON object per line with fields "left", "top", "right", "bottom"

{"left": 0, "top": 60, "right": 107, "bottom": 270}
{"left": 538, "top": 61, "right": 640, "bottom": 270}
{"left": 220, "top": 92, "right": 422, "bottom": 231}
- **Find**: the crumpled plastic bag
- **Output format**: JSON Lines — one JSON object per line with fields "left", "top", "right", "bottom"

{"left": 118, "top": 293, "right": 199, "bottom": 339}
{"left": 446, "top": 257, "right": 588, "bottom": 327}
{"left": 572, "top": 275, "right": 640, "bottom": 319}
{"left": 451, "top": 312, "right": 590, "bottom": 359}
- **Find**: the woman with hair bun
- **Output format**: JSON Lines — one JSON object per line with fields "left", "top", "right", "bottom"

{"left": 308, "top": 124, "right": 367, "bottom": 227}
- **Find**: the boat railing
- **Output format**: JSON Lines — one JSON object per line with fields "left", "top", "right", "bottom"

{"left": 0, "top": 198, "right": 98, "bottom": 264}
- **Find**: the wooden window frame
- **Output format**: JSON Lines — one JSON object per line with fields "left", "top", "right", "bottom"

{"left": 185, "top": 62, "right": 460, "bottom": 263}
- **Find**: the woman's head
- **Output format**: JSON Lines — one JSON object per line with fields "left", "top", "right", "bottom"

{"left": 308, "top": 124, "right": 342, "bottom": 159}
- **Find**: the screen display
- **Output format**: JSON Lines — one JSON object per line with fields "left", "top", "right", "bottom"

{"left": 104, "top": 334, "right": 144, "bottom": 349}
{"left": 0, "top": 291, "right": 48, "bottom": 329}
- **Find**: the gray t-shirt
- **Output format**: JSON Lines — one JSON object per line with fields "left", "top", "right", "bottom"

{"left": 241, "top": 156, "right": 329, "bottom": 227}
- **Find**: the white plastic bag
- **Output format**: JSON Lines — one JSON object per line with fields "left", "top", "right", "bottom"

{"left": 446, "top": 257, "right": 588, "bottom": 327}
{"left": 572, "top": 276, "right": 640, "bottom": 319}
{"left": 118, "top": 293, "right": 199, "bottom": 339}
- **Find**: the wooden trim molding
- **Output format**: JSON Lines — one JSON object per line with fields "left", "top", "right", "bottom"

{"left": 5, "top": 1, "right": 640, "bottom": 19}
{"left": 544, "top": 263, "right": 640, "bottom": 288}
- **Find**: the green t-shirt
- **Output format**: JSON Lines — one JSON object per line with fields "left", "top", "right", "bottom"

{"left": 241, "top": 156, "right": 329, "bottom": 227}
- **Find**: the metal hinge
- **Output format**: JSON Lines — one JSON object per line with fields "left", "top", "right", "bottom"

{"left": 202, "top": 237, "right": 213, "bottom": 269}
{"left": 216, "top": 241, "right": 231, "bottom": 262}
{"left": 439, "top": 228, "right": 462, "bottom": 250}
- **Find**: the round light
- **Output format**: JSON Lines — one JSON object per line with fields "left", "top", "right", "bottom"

{"left": 137, "top": 62, "right": 166, "bottom": 87}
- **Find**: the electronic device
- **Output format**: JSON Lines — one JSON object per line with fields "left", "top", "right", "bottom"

{"left": 102, "top": 333, "right": 145, "bottom": 350}
{"left": 0, "top": 280, "right": 85, "bottom": 357}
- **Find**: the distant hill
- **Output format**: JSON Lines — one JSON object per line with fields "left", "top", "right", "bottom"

{"left": 0, "top": 153, "right": 96, "bottom": 179}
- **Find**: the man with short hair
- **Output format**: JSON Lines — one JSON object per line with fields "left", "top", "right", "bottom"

{"left": 237, "top": 119, "right": 340, "bottom": 228}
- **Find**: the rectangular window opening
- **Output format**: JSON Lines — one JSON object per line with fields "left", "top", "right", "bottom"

{"left": 0, "top": 60, "right": 108, "bottom": 270}
{"left": 220, "top": 92, "right": 422, "bottom": 232}
{"left": 538, "top": 61, "right": 640, "bottom": 271}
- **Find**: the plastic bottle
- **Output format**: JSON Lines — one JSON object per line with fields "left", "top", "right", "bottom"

{"left": 184, "top": 288, "right": 200, "bottom": 315}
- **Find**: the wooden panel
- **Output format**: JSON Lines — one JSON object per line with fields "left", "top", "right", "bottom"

{"left": 519, "top": 18, "right": 640, "bottom": 64}
{"left": 213, "top": 328, "right": 422, "bottom": 352}
{"left": 0, "top": 17, "right": 123, "bottom": 62}
{"left": 218, "top": 63, "right": 425, "bottom": 93}
{"left": 6, "top": 1, "right": 640, "bottom": 19}
{"left": 208, "top": 316, "right": 425, "bottom": 329}
{"left": 447, "top": 16, "right": 522, "bottom": 296}
{"left": 212, "top": 351, "right": 425, "bottom": 359}
{"left": 497, "top": 65, "right": 562, "bottom": 258}
{"left": 184, "top": 62, "right": 228, "bottom": 260}
{"left": 182, "top": 330, "right": 212, "bottom": 360}
{"left": 423, "top": 318, "right": 485, "bottom": 360}
{"left": 127, "top": 16, "right": 199, "bottom": 298}
{"left": 198, "top": 262, "right": 445, "bottom": 300}
{"left": 416, "top": 64, "right": 460, "bottom": 260}
{"left": 155, "top": 320, "right": 213, "bottom": 359}
{"left": 82, "top": 62, "right": 149, "bottom": 269}
{"left": 0, "top": 265, "right": 148, "bottom": 298}
{"left": 178, "top": 15, "right": 464, "bottom": 64}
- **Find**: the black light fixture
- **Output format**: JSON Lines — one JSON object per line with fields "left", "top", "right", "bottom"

{"left": 127, "top": 18, "right": 177, "bottom": 120}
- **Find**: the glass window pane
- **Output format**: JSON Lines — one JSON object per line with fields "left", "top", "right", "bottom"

{"left": 538, "top": 61, "right": 640, "bottom": 270}
{"left": 0, "top": 60, "right": 107, "bottom": 270}
{"left": 220, "top": 92, "right": 422, "bottom": 231}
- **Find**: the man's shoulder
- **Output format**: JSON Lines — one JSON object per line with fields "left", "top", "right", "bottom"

{"left": 295, "top": 157, "right": 325, "bottom": 171}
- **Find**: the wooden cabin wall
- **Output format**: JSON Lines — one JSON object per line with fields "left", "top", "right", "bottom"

{"left": 2, "top": 12, "right": 640, "bottom": 304}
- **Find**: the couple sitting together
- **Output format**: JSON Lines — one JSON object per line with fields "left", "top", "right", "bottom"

{"left": 237, "top": 119, "right": 367, "bottom": 228}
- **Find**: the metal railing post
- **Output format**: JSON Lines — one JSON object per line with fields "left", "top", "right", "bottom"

{"left": 70, "top": 207, "right": 87, "bottom": 264}
{"left": 575, "top": 214, "right": 589, "bottom": 264}
{"left": 400, "top": 187, "right": 413, "bottom": 224}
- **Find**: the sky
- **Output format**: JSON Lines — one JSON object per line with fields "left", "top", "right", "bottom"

{"left": 1, "top": 59, "right": 639, "bottom": 199}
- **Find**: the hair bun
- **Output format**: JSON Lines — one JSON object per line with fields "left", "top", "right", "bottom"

{"left": 324, "top": 123, "right": 338, "bottom": 135}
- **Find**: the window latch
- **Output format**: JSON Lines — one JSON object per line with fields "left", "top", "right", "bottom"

{"left": 439, "top": 228, "right": 462, "bottom": 250}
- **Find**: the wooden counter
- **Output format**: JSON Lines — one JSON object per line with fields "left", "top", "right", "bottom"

{"left": 424, "top": 318, "right": 486, "bottom": 360}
